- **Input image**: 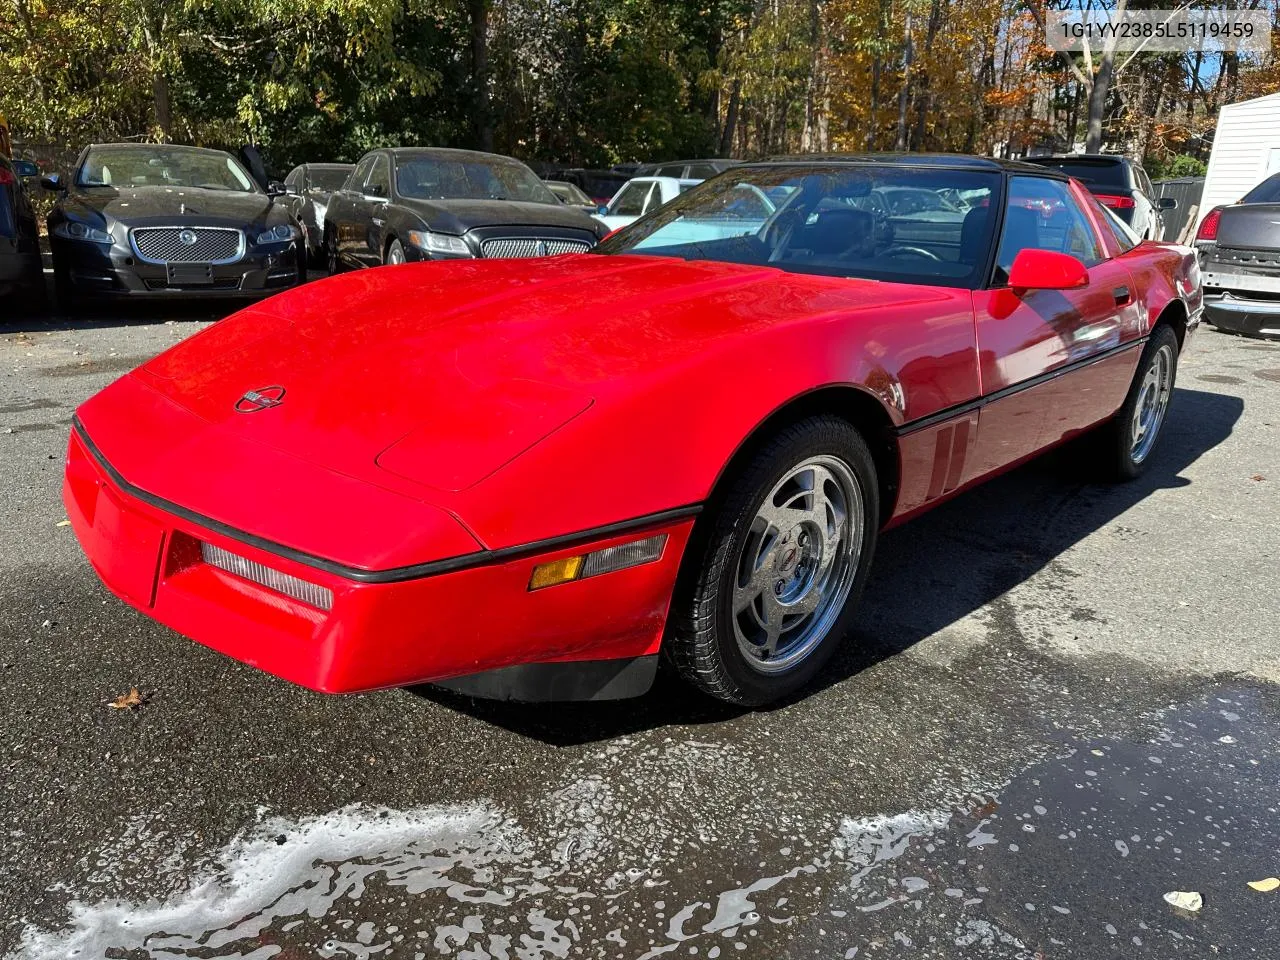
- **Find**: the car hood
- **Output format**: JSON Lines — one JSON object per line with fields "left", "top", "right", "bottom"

{"left": 397, "top": 197, "right": 603, "bottom": 236}
{"left": 85, "top": 254, "right": 951, "bottom": 559}
{"left": 62, "top": 186, "right": 286, "bottom": 224}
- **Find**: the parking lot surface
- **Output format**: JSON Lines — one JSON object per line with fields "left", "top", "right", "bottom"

{"left": 1, "top": 302, "right": 1278, "bottom": 959}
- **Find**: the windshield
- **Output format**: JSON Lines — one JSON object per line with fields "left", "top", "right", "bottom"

{"left": 1024, "top": 158, "right": 1127, "bottom": 188}
{"left": 1242, "top": 173, "right": 1280, "bottom": 204}
{"left": 395, "top": 155, "right": 557, "bottom": 203}
{"left": 309, "top": 167, "right": 351, "bottom": 192}
{"left": 594, "top": 164, "right": 1001, "bottom": 288}
{"left": 76, "top": 146, "right": 258, "bottom": 191}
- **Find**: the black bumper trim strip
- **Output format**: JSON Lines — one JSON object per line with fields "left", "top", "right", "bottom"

{"left": 71, "top": 416, "right": 702, "bottom": 585}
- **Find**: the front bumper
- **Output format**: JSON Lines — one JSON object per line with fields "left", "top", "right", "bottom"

{"left": 63, "top": 426, "right": 694, "bottom": 695}
{"left": 53, "top": 236, "right": 301, "bottom": 299}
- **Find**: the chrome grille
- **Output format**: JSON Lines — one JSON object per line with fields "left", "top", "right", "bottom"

{"left": 480, "top": 237, "right": 591, "bottom": 259}
{"left": 131, "top": 226, "right": 244, "bottom": 264}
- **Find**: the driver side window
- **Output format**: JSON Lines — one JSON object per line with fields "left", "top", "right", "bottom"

{"left": 996, "top": 176, "right": 1103, "bottom": 283}
{"left": 613, "top": 182, "right": 652, "bottom": 217}
{"left": 347, "top": 155, "right": 376, "bottom": 193}
{"left": 366, "top": 156, "right": 391, "bottom": 198}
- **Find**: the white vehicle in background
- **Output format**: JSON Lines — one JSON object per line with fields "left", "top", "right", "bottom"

{"left": 595, "top": 176, "right": 701, "bottom": 231}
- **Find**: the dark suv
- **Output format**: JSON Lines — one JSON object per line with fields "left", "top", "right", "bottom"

{"left": 1023, "top": 154, "right": 1174, "bottom": 241}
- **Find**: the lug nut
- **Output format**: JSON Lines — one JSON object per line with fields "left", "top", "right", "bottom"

{"left": 774, "top": 580, "right": 784, "bottom": 596}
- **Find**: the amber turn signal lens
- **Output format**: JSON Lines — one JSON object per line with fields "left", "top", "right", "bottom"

{"left": 528, "top": 555, "right": 584, "bottom": 590}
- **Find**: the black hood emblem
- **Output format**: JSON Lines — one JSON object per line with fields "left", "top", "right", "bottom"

{"left": 235, "top": 386, "right": 285, "bottom": 413}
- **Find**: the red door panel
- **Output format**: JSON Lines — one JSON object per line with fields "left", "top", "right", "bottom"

{"left": 965, "top": 175, "right": 1146, "bottom": 483}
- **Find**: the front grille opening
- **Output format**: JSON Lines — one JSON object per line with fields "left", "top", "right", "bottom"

{"left": 480, "top": 237, "right": 592, "bottom": 259}
{"left": 200, "top": 542, "right": 334, "bottom": 610}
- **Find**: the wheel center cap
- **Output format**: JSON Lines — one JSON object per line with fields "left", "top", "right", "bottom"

{"left": 780, "top": 546, "right": 800, "bottom": 573}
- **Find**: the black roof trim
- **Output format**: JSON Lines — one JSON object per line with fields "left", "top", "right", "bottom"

{"left": 749, "top": 152, "right": 1066, "bottom": 176}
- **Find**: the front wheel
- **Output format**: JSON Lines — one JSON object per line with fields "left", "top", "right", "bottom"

{"left": 325, "top": 229, "right": 341, "bottom": 275}
{"left": 385, "top": 238, "right": 406, "bottom": 265}
{"left": 666, "top": 416, "right": 879, "bottom": 706}
{"left": 1095, "top": 324, "right": 1179, "bottom": 480}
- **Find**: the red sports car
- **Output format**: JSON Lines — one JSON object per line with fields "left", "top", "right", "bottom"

{"left": 64, "top": 155, "right": 1202, "bottom": 706}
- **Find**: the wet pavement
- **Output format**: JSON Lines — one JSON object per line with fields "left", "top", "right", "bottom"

{"left": 1, "top": 309, "right": 1278, "bottom": 959}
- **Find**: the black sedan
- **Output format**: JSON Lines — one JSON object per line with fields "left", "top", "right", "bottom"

{"left": 1196, "top": 172, "right": 1280, "bottom": 339}
{"left": 45, "top": 143, "right": 304, "bottom": 306}
{"left": 0, "top": 155, "right": 44, "bottom": 314}
{"left": 323, "top": 148, "right": 604, "bottom": 271}
{"left": 280, "top": 162, "right": 353, "bottom": 265}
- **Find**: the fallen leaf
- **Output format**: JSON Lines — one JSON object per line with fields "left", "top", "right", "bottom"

{"left": 56, "top": 519, "right": 71, "bottom": 527}
{"left": 1247, "top": 877, "right": 1280, "bottom": 892}
{"left": 108, "top": 687, "right": 145, "bottom": 710}
{"left": 1163, "top": 890, "right": 1203, "bottom": 911}
{"left": 1251, "top": 474, "right": 1266, "bottom": 482}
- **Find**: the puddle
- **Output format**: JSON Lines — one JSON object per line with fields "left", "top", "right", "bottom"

{"left": 11, "top": 686, "right": 1279, "bottom": 959}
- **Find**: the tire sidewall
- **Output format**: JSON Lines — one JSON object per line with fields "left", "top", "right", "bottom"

{"left": 387, "top": 239, "right": 405, "bottom": 265}
{"left": 1113, "top": 325, "right": 1180, "bottom": 479}
{"left": 701, "top": 419, "right": 879, "bottom": 704}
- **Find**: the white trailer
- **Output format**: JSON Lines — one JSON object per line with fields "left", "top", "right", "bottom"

{"left": 1198, "top": 91, "right": 1280, "bottom": 230}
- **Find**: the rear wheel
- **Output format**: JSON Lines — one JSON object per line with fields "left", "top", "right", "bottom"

{"left": 1095, "top": 324, "right": 1179, "bottom": 480}
{"left": 666, "top": 416, "right": 879, "bottom": 706}
{"left": 325, "top": 229, "right": 340, "bottom": 275}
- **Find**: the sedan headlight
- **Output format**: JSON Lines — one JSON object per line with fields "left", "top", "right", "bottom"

{"left": 54, "top": 220, "right": 113, "bottom": 244}
{"left": 407, "top": 229, "right": 472, "bottom": 257}
{"left": 255, "top": 223, "right": 300, "bottom": 245}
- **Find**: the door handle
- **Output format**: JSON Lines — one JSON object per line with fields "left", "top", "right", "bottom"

{"left": 1112, "top": 285, "right": 1131, "bottom": 305}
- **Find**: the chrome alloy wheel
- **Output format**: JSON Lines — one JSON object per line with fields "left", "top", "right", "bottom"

{"left": 1131, "top": 342, "right": 1174, "bottom": 464}
{"left": 731, "top": 455, "right": 863, "bottom": 674}
{"left": 387, "top": 241, "right": 405, "bottom": 265}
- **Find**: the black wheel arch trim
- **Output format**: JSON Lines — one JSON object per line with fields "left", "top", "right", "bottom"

{"left": 71, "top": 416, "right": 701, "bottom": 585}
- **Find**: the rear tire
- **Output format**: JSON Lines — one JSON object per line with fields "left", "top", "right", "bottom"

{"left": 666, "top": 416, "right": 879, "bottom": 706}
{"left": 1094, "top": 324, "right": 1179, "bottom": 480}
{"left": 325, "top": 229, "right": 341, "bottom": 275}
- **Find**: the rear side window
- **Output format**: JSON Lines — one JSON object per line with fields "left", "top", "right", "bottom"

{"left": 656, "top": 165, "right": 685, "bottom": 178}
{"left": 1242, "top": 173, "right": 1280, "bottom": 203}
{"left": 686, "top": 163, "right": 719, "bottom": 179}
{"left": 1091, "top": 197, "right": 1141, "bottom": 252}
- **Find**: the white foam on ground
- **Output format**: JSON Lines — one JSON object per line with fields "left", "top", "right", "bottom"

{"left": 11, "top": 803, "right": 523, "bottom": 960}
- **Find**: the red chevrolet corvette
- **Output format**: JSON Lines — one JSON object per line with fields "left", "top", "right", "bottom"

{"left": 65, "top": 155, "right": 1201, "bottom": 705}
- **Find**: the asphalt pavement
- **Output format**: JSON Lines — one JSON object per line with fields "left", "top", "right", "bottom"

{"left": 1, "top": 299, "right": 1278, "bottom": 960}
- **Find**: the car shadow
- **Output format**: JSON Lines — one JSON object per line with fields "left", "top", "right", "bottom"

{"left": 412, "top": 387, "right": 1244, "bottom": 745}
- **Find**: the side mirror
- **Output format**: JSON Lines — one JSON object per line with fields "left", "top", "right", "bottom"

{"left": 267, "top": 180, "right": 288, "bottom": 196}
{"left": 1007, "top": 248, "right": 1089, "bottom": 291}
{"left": 13, "top": 160, "right": 39, "bottom": 178}
{"left": 1159, "top": 196, "right": 1177, "bottom": 210}
{"left": 40, "top": 173, "right": 66, "bottom": 192}
{"left": 597, "top": 204, "right": 609, "bottom": 216}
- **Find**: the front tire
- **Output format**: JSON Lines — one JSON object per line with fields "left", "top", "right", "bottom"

{"left": 1095, "top": 324, "right": 1179, "bottom": 480}
{"left": 385, "top": 238, "right": 406, "bottom": 265}
{"left": 667, "top": 416, "right": 879, "bottom": 706}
